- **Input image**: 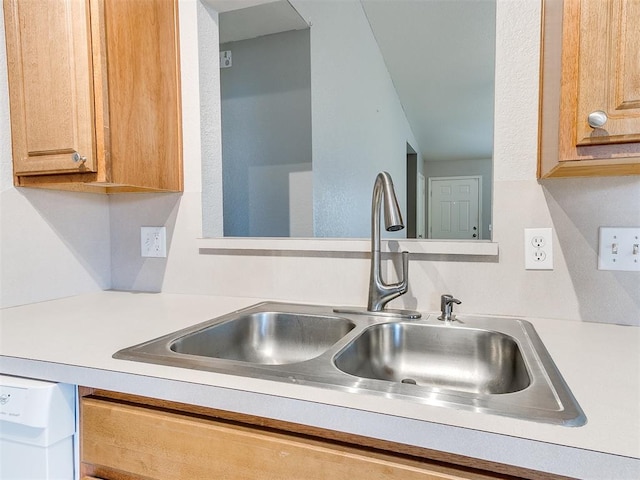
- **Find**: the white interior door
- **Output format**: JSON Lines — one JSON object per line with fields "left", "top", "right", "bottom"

{"left": 428, "top": 176, "right": 481, "bottom": 240}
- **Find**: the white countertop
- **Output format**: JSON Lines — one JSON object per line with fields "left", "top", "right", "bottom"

{"left": 1, "top": 291, "right": 639, "bottom": 479}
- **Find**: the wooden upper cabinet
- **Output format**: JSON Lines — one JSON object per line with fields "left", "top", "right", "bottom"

{"left": 4, "top": 0, "right": 97, "bottom": 176}
{"left": 103, "top": 0, "right": 182, "bottom": 192}
{"left": 538, "top": 0, "right": 640, "bottom": 178}
{"left": 3, "top": 0, "right": 183, "bottom": 193}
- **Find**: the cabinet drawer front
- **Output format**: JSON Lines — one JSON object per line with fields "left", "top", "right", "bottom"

{"left": 81, "top": 398, "right": 479, "bottom": 480}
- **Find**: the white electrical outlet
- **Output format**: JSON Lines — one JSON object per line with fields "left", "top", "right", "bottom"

{"left": 220, "top": 50, "right": 232, "bottom": 68}
{"left": 525, "top": 228, "right": 553, "bottom": 270}
{"left": 598, "top": 227, "right": 640, "bottom": 271}
{"left": 141, "top": 226, "right": 167, "bottom": 258}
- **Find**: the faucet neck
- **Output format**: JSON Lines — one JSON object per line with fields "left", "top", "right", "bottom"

{"left": 368, "top": 172, "right": 407, "bottom": 312}
{"left": 371, "top": 175, "right": 384, "bottom": 255}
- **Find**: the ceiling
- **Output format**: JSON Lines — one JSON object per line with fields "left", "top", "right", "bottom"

{"left": 206, "top": 0, "right": 282, "bottom": 13}
{"left": 214, "top": 0, "right": 308, "bottom": 43}
{"left": 360, "top": 0, "right": 496, "bottom": 161}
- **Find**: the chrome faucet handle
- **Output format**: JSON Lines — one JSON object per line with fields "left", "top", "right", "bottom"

{"left": 398, "top": 251, "right": 409, "bottom": 291}
{"left": 368, "top": 250, "right": 409, "bottom": 311}
{"left": 438, "top": 294, "right": 461, "bottom": 323}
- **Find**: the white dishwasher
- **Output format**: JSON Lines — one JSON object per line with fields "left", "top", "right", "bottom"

{"left": 0, "top": 375, "right": 76, "bottom": 480}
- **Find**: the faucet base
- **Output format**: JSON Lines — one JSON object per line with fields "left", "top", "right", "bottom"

{"left": 437, "top": 314, "right": 463, "bottom": 324}
{"left": 333, "top": 307, "right": 421, "bottom": 319}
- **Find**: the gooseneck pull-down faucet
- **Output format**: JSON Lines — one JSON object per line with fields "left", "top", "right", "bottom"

{"left": 335, "top": 172, "right": 420, "bottom": 319}
{"left": 368, "top": 172, "right": 409, "bottom": 312}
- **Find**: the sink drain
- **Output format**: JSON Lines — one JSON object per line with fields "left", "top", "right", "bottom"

{"left": 401, "top": 378, "right": 417, "bottom": 385}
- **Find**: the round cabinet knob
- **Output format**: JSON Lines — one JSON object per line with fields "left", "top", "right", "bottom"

{"left": 72, "top": 152, "right": 87, "bottom": 164}
{"left": 587, "top": 110, "right": 608, "bottom": 128}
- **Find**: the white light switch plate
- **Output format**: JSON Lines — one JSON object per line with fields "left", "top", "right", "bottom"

{"left": 598, "top": 227, "right": 640, "bottom": 271}
{"left": 524, "top": 228, "right": 553, "bottom": 270}
{"left": 141, "top": 226, "right": 167, "bottom": 258}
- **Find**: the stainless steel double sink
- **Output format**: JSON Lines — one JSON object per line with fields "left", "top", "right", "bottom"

{"left": 114, "top": 302, "right": 586, "bottom": 426}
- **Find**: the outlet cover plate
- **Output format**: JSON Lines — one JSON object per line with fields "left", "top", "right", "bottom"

{"left": 525, "top": 228, "right": 553, "bottom": 270}
{"left": 598, "top": 227, "right": 640, "bottom": 271}
{"left": 141, "top": 226, "right": 167, "bottom": 258}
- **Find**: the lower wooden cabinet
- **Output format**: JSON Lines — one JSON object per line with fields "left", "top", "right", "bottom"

{"left": 79, "top": 390, "right": 560, "bottom": 480}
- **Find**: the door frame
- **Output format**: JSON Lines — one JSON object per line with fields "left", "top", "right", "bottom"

{"left": 417, "top": 172, "right": 426, "bottom": 238}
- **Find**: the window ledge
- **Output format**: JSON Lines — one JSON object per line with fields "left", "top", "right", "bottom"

{"left": 197, "top": 237, "right": 499, "bottom": 257}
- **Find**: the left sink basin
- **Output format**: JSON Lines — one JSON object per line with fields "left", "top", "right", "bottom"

{"left": 114, "top": 302, "right": 357, "bottom": 367}
{"left": 170, "top": 311, "right": 355, "bottom": 365}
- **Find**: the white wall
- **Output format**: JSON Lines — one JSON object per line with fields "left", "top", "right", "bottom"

{"left": 203, "top": 0, "right": 423, "bottom": 239}
{"left": 295, "top": 0, "right": 420, "bottom": 238}
{"left": 0, "top": 4, "right": 111, "bottom": 308}
{"left": 2, "top": 0, "right": 638, "bottom": 325}
{"left": 220, "top": 29, "right": 312, "bottom": 237}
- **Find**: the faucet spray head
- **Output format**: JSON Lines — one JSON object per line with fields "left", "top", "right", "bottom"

{"left": 379, "top": 172, "right": 404, "bottom": 232}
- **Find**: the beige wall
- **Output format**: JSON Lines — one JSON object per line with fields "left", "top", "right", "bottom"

{"left": 1, "top": 1, "right": 638, "bottom": 323}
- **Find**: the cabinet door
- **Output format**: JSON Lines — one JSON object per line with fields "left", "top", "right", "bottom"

{"left": 539, "top": 0, "right": 640, "bottom": 177}
{"left": 573, "top": 0, "right": 640, "bottom": 146}
{"left": 104, "top": 0, "right": 183, "bottom": 191}
{"left": 3, "top": 0, "right": 97, "bottom": 175}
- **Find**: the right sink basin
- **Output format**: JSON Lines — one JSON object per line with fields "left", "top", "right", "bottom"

{"left": 331, "top": 315, "right": 586, "bottom": 427}
{"left": 333, "top": 323, "right": 531, "bottom": 395}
